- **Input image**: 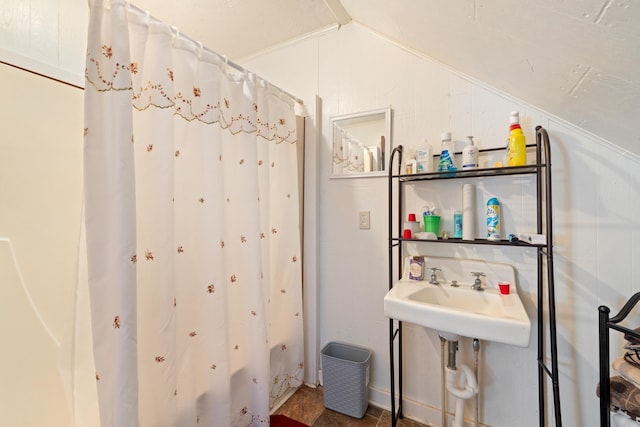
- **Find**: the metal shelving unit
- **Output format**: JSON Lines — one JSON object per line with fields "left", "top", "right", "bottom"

{"left": 387, "top": 126, "right": 561, "bottom": 426}
{"left": 598, "top": 292, "right": 640, "bottom": 426}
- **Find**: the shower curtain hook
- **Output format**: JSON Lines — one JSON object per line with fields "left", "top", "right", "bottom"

{"left": 171, "top": 26, "right": 179, "bottom": 45}
{"left": 196, "top": 41, "right": 203, "bottom": 59}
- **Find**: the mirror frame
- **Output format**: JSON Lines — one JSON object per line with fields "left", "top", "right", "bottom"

{"left": 329, "top": 107, "right": 392, "bottom": 179}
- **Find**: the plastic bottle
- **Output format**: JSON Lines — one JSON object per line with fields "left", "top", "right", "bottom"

{"left": 406, "top": 157, "right": 417, "bottom": 174}
{"left": 508, "top": 111, "right": 526, "bottom": 166}
{"left": 462, "top": 135, "right": 478, "bottom": 169}
{"left": 437, "top": 132, "right": 457, "bottom": 172}
{"left": 416, "top": 140, "right": 432, "bottom": 173}
{"left": 453, "top": 211, "right": 463, "bottom": 238}
{"left": 486, "top": 197, "right": 500, "bottom": 241}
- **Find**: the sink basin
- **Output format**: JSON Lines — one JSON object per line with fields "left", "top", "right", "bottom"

{"left": 384, "top": 257, "right": 531, "bottom": 347}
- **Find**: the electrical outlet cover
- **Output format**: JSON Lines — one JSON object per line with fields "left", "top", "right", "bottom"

{"left": 359, "top": 211, "right": 370, "bottom": 229}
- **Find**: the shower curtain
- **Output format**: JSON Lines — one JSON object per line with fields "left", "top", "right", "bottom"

{"left": 73, "top": 1, "right": 304, "bottom": 425}
{"left": 332, "top": 128, "right": 365, "bottom": 174}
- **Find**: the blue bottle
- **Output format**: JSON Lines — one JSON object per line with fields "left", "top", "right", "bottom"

{"left": 437, "top": 132, "right": 457, "bottom": 172}
{"left": 453, "top": 211, "right": 463, "bottom": 238}
{"left": 486, "top": 197, "right": 500, "bottom": 241}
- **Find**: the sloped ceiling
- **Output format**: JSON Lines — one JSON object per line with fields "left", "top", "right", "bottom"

{"left": 134, "top": 0, "right": 640, "bottom": 154}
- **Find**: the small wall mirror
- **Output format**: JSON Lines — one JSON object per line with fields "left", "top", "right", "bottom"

{"left": 330, "top": 107, "right": 392, "bottom": 178}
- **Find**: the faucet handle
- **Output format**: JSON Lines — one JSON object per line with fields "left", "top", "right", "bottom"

{"left": 470, "top": 272, "right": 485, "bottom": 290}
{"left": 427, "top": 267, "right": 441, "bottom": 285}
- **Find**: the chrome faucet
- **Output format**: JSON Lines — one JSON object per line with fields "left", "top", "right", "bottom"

{"left": 470, "top": 272, "right": 485, "bottom": 291}
{"left": 427, "top": 267, "right": 441, "bottom": 285}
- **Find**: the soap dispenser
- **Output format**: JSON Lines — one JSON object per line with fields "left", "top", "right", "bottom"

{"left": 462, "top": 136, "right": 478, "bottom": 169}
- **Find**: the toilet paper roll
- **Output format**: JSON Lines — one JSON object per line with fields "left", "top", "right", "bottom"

{"left": 462, "top": 183, "right": 476, "bottom": 240}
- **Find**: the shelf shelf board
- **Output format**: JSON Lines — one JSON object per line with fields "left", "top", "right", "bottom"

{"left": 393, "top": 164, "right": 544, "bottom": 182}
{"left": 392, "top": 237, "right": 546, "bottom": 247}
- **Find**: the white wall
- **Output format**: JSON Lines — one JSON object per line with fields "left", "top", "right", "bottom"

{"left": 3, "top": 0, "right": 640, "bottom": 424}
{"left": 1, "top": 3, "right": 85, "bottom": 425}
{"left": 242, "top": 23, "right": 640, "bottom": 426}
{"left": 0, "top": 63, "right": 83, "bottom": 426}
{"left": 0, "top": 0, "right": 87, "bottom": 86}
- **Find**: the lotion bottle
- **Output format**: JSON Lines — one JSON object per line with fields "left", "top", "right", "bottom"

{"left": 462, "top": 135, "right": 478, "bottom": 169}
{"left": 416, "top": 139, "right": 432, "bottom": 173}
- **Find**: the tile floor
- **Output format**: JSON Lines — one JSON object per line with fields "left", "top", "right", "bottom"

{"left": 274, "top": 385, "right": 430, "bottom": 426}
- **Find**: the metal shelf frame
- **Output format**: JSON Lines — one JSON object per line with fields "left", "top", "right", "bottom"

{"left": 387, "top": 127, "right": 561, "bottom": 426}
{"left": 599, "top": 293, "right": 640, "bottom": 426}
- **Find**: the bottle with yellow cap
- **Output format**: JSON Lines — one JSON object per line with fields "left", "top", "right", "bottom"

{"left": 508, "top": 111, "right": 526, "bottom": 166}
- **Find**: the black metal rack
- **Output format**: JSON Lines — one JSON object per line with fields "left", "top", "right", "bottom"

{"left": 598, "top": 293, "right": 640, "bottom": 426}
{"left": 387, "top": 126, "right": 561, "bottom": 426}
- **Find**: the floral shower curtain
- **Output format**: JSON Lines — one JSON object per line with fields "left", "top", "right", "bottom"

{"left": 77, "top": 0, "right": 304, "bottom": 425}
{"left": 332, "top": 128, "right": 365, "bottom": 174}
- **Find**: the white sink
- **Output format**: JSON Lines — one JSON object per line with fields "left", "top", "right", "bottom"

{"left": 384, "top": 257, "right": 531, "bottom": 347}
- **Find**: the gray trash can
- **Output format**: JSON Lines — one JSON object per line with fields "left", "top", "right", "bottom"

{"left": 321, "top": 342, "right": 372, "bottom": 418}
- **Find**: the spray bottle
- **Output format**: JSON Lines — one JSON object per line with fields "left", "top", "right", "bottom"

{"left": 486, "top": 197, "right": 500, "bottom": 241}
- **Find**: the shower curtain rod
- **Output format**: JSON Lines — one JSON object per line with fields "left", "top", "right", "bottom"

{"left": 126, "top": 1, "right": 304, "bottom": 106}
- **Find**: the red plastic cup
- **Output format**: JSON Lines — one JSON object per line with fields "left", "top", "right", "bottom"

{"left": 403, "top": 229, "right": 412, "bottom": 239}
{"left": 498, "top": 282, "right": 510, "bottom": 295}
{"left": 408, "top": 213, "right": 417, "bottom": 222}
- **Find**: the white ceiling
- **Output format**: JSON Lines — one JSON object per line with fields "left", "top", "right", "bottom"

{"left": 133, "top": 0, "right": 640, "bottom": 154}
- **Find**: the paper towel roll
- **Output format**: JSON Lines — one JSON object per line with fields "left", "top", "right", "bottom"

{"left": 462, "top": 183, "right": 476, "bottom": 240}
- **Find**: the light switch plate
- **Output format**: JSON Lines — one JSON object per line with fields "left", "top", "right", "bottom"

{"left": 359, "top": 211, "right": 370, "bottom": 229}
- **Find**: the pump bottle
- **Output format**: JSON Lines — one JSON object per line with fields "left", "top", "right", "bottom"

{"left": 462, "top": 136, "right": 478, "bottom": 169}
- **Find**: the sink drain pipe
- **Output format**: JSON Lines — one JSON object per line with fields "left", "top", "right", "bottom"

{"left": 440, "top": 336, "right": 446, "bottom": 427}
{"left": 439, "top": 334, "right": 479, "bottom": 427}
{"left": 473, "top": 339, "right": 480, "bottom": 427}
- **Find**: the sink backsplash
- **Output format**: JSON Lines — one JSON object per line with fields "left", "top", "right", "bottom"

{"left": 401, "top": 256, "right": 517, "bottom": 289}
